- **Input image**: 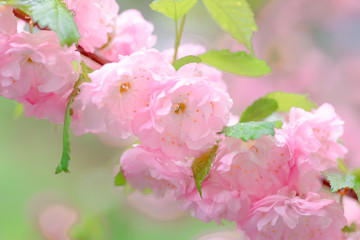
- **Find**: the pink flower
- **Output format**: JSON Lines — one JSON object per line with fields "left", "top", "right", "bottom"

{"left": 133, "top": 76, "right": 233, "bottom": 159}
{"left": 163, "top": 44, "right": 228, "bottom": 90}
{"left": 97, "top": 9, "right": 156, "bottom": 61}
{"left": 180, "top": 176, "right": 251, "bottom": 224}
{"left": 240, "top": 188, "right": 346, "bottom": 240}
{"left": 64, "top": 0, "right": 119, "bottom": 53}
{"left": 0, "top": 31, "right": 80, "bottom": 123}
{"left": 281, "top": 103, "right": 347, "bottom": 171}
{"left": 211, "top": 135, "right": 292, "bottom": 201}
{"left": 0, "top": 6, "right": 17, "bottom": 44}
{"left": 120, "top": 145, "right": 193, "bottom": 197}
{"left": 71, "top": 49, "right": 175, "bottom": 138}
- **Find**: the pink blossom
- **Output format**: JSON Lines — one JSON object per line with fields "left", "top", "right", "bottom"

{"left": 132, "top": 77, "right": 233, "bottom": 159}
{"left": 120, "top": 145, "right": 193, "bottom": 197}
{"left": 281, "top": 103, "right": 347, "bottom": 171}
{"left": 180, "top": 176, "right": 251, "bottom": 224}
{"left": 240, "top": 188, "right": 346, "bottom": 240}
{"left": 211, "top": 135, "right": 292, "bottom": 201}
{"left": 71, "top": 49, "right": 175, "bottom": 138}
{"left": 64, "top": 0, "right": 119, "bottom": 53}
{"left": 0, "top": 5, "right": 17, "bottom": 44}
{"left": 163, "top": 44, "right": 227, "bottom": 90}
{"left": 97, "top": 9, "right": 156, "bottom": 61}
{"left": 0, "top": 31, "right": 80, "bottom": 123}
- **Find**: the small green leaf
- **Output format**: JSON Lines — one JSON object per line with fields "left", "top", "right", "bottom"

{"left": 240, "top": 98, "right": 278, "bottom": 122}
{"left": 172, "top": 55, "right": 201, "bottom": 70}
{"left": 192, "top": 145, "right": 218, "bottom": 198}
{"left": 265, "top": 91, "right": 317, "bottom": 112}
{"left": 114, "top": 169, "right": 127, "bottom": 186}
{"left": 223, "top": 121, "right": 276, "bottom": 141}
{"left": 202, "top": 0, "right": 257, "bottom": 53}
{"left": 13, "top": 103, "right": 24, "bottom": 119}
{"left": 273, "top": 121, "right": 283, "bottom": 129}
{"left": 342, "top": 222, "right": 357, "bottom": 233}
{"left": 30, "top": 0, "right": 80, "bottom": 46}
{"left": 80, "top": 61, "right": 93, "bottom": 82}
{"left": 323, "top": 172, "right": 360, "bottom": 200}
{"left": 55, "top": 76, "right": 83, "bottom": 174}
{"left": 150, "top": 0, "right": 198, "bottom": 22}
{"left": 352, "top": 168, "right": 360, "bottom": 179}
{"left": 198, "top": 50, "right": 271, "bottom": 77}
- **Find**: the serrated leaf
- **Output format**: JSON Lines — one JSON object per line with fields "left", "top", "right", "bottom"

{"left": 150, "top": 0, "right": 198, "bottom": 22}
{"left": 198, "top": 50, "right": 271, "bottom": 77}
{"left": 265, "top": 91, "right": 317, "bottom": 112}
{"left": 30, "top": 0, "right": 80, "bottom": 46}
{"left": 240, "top": 98, "right": 278, "bottom": 122}
{"left": 222, "top": 121, "right": 275, "bottom": 141}
{"left": 172, "top": 55, "right": 201, "bottom": 70}
{"left": 322, "top": 172, "right": 360, "bottom": 195}
{"left": 192, "top": 145, "right": 218, "bottom": 198}
{"left": 55, "top": 78, "right": 83, "bottom": 174}
{"left": 202, "top": 0, "right": 257, "bottom": 53}
{"left": 114, "top": 169, "right": 127, "bottom": 186}
{"left": 80, "top": 61, "right": 93, "bottom": 82}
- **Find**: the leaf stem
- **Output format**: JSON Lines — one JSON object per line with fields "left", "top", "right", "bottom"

{"left": 173, "top": 15, "right": 187, "bottom": 63}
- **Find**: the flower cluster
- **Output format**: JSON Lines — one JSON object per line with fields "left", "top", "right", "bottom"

{"left": 0, "top": 2, "right": 356, "bottom": 239}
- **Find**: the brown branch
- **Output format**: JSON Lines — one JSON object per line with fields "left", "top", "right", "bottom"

{"left": 12, "top": 8, "right": 111, "bottom": 66}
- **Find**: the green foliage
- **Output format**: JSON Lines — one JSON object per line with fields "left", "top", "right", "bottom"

{"left": 114, "top": 169, "right": 127, "bottom": 186}
{"left": 338, "top": 158, "right": 348, "bottom": 174}
{"left": 80, "top": 61, "right": 93, "bottom": 82}
{"left": 173, "top": 55, "right": 201, "bottom": 70}
{"left": 323, "top": 171, "right": 360, "bottom": 201}
{"left": 240, "top": 98, "right": 278, "bottom": 122}
{"left": 150, "top": 0, "right": 198, "bottom": 22}
{"left": 342, "top": 223, "right": 357, "bottom": 233}
{"left": 6, "top": 0, "right": 80, "bottom": 46}
{"left": 223, "top": 121, "right": 276, "bottom": 141}
{"left": 202, "top": 0, "right": 257, "bottom": 53}
{"left": 265, "top": 91, "right": 317, "bottom": 112}
{"left": 192, "top": 145, "right": 218, "bottom": 198}
{"left": 198, "top": 50, "right": 271, "bottom": 77}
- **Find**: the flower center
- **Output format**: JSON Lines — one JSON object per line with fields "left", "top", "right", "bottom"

{"left": 119, "top": 82, "right": 131, "bottom": 93}
{"left": 172, "top": 103, "right": 186, "bottom": 114}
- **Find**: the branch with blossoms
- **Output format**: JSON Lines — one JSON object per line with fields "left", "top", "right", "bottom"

{"left": 1, "top": 0, "right": 360, "bottom": 239}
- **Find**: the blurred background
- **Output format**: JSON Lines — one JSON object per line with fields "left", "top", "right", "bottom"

{"left": 1, "top": 0, "right": 360, "bottom": 239}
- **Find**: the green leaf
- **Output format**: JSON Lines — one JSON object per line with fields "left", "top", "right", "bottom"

{"left": 55, "top": 78, "right": 83, "bottom": 174}
{"left": 342, "top": 222, "right": 357, "bottom": 233}
{"left": 322, "top": 172, "right": 360, "bottom": 198}
{"left": 198, "top": 50, "right": 271, "bottom": 77}
{"left": 172, "top": 55, "right": 201, "bottom": 70}
{"left": 114, "top": 169, "right": 127, "bottom": 186}
{"left": 273, "top": 121, "right": 283, "bottom": 129}
{"left": 222, "top": 121, "right": 276, "bottom": 141}
{"left": 80, "top": 61, "right": 93, "bottom": 82}
{"left": 240, "top": 98, "right": 278, "bottom": 122}
{"left": 265, "top": 91, "right": 317, "bottom": 112}
{"left": 202, "top": 0, "right": 257, "bottom": 53}
{"left": 31, "top": 0, "right": 80, "bottom": 46}
{"left": 192, "top": 145, "right": 218, "bottom": 198}
{"left": 150, "top": 0, "right": 198, "bottom": 22}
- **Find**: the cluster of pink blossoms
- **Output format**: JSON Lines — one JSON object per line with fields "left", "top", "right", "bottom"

{"left": 0, "top": 2, "right": 356, "bottom": 239}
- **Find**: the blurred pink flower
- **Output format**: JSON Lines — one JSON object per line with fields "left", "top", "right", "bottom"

{"left": 97, "top": 9, "right": 156, "bottom": 61}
